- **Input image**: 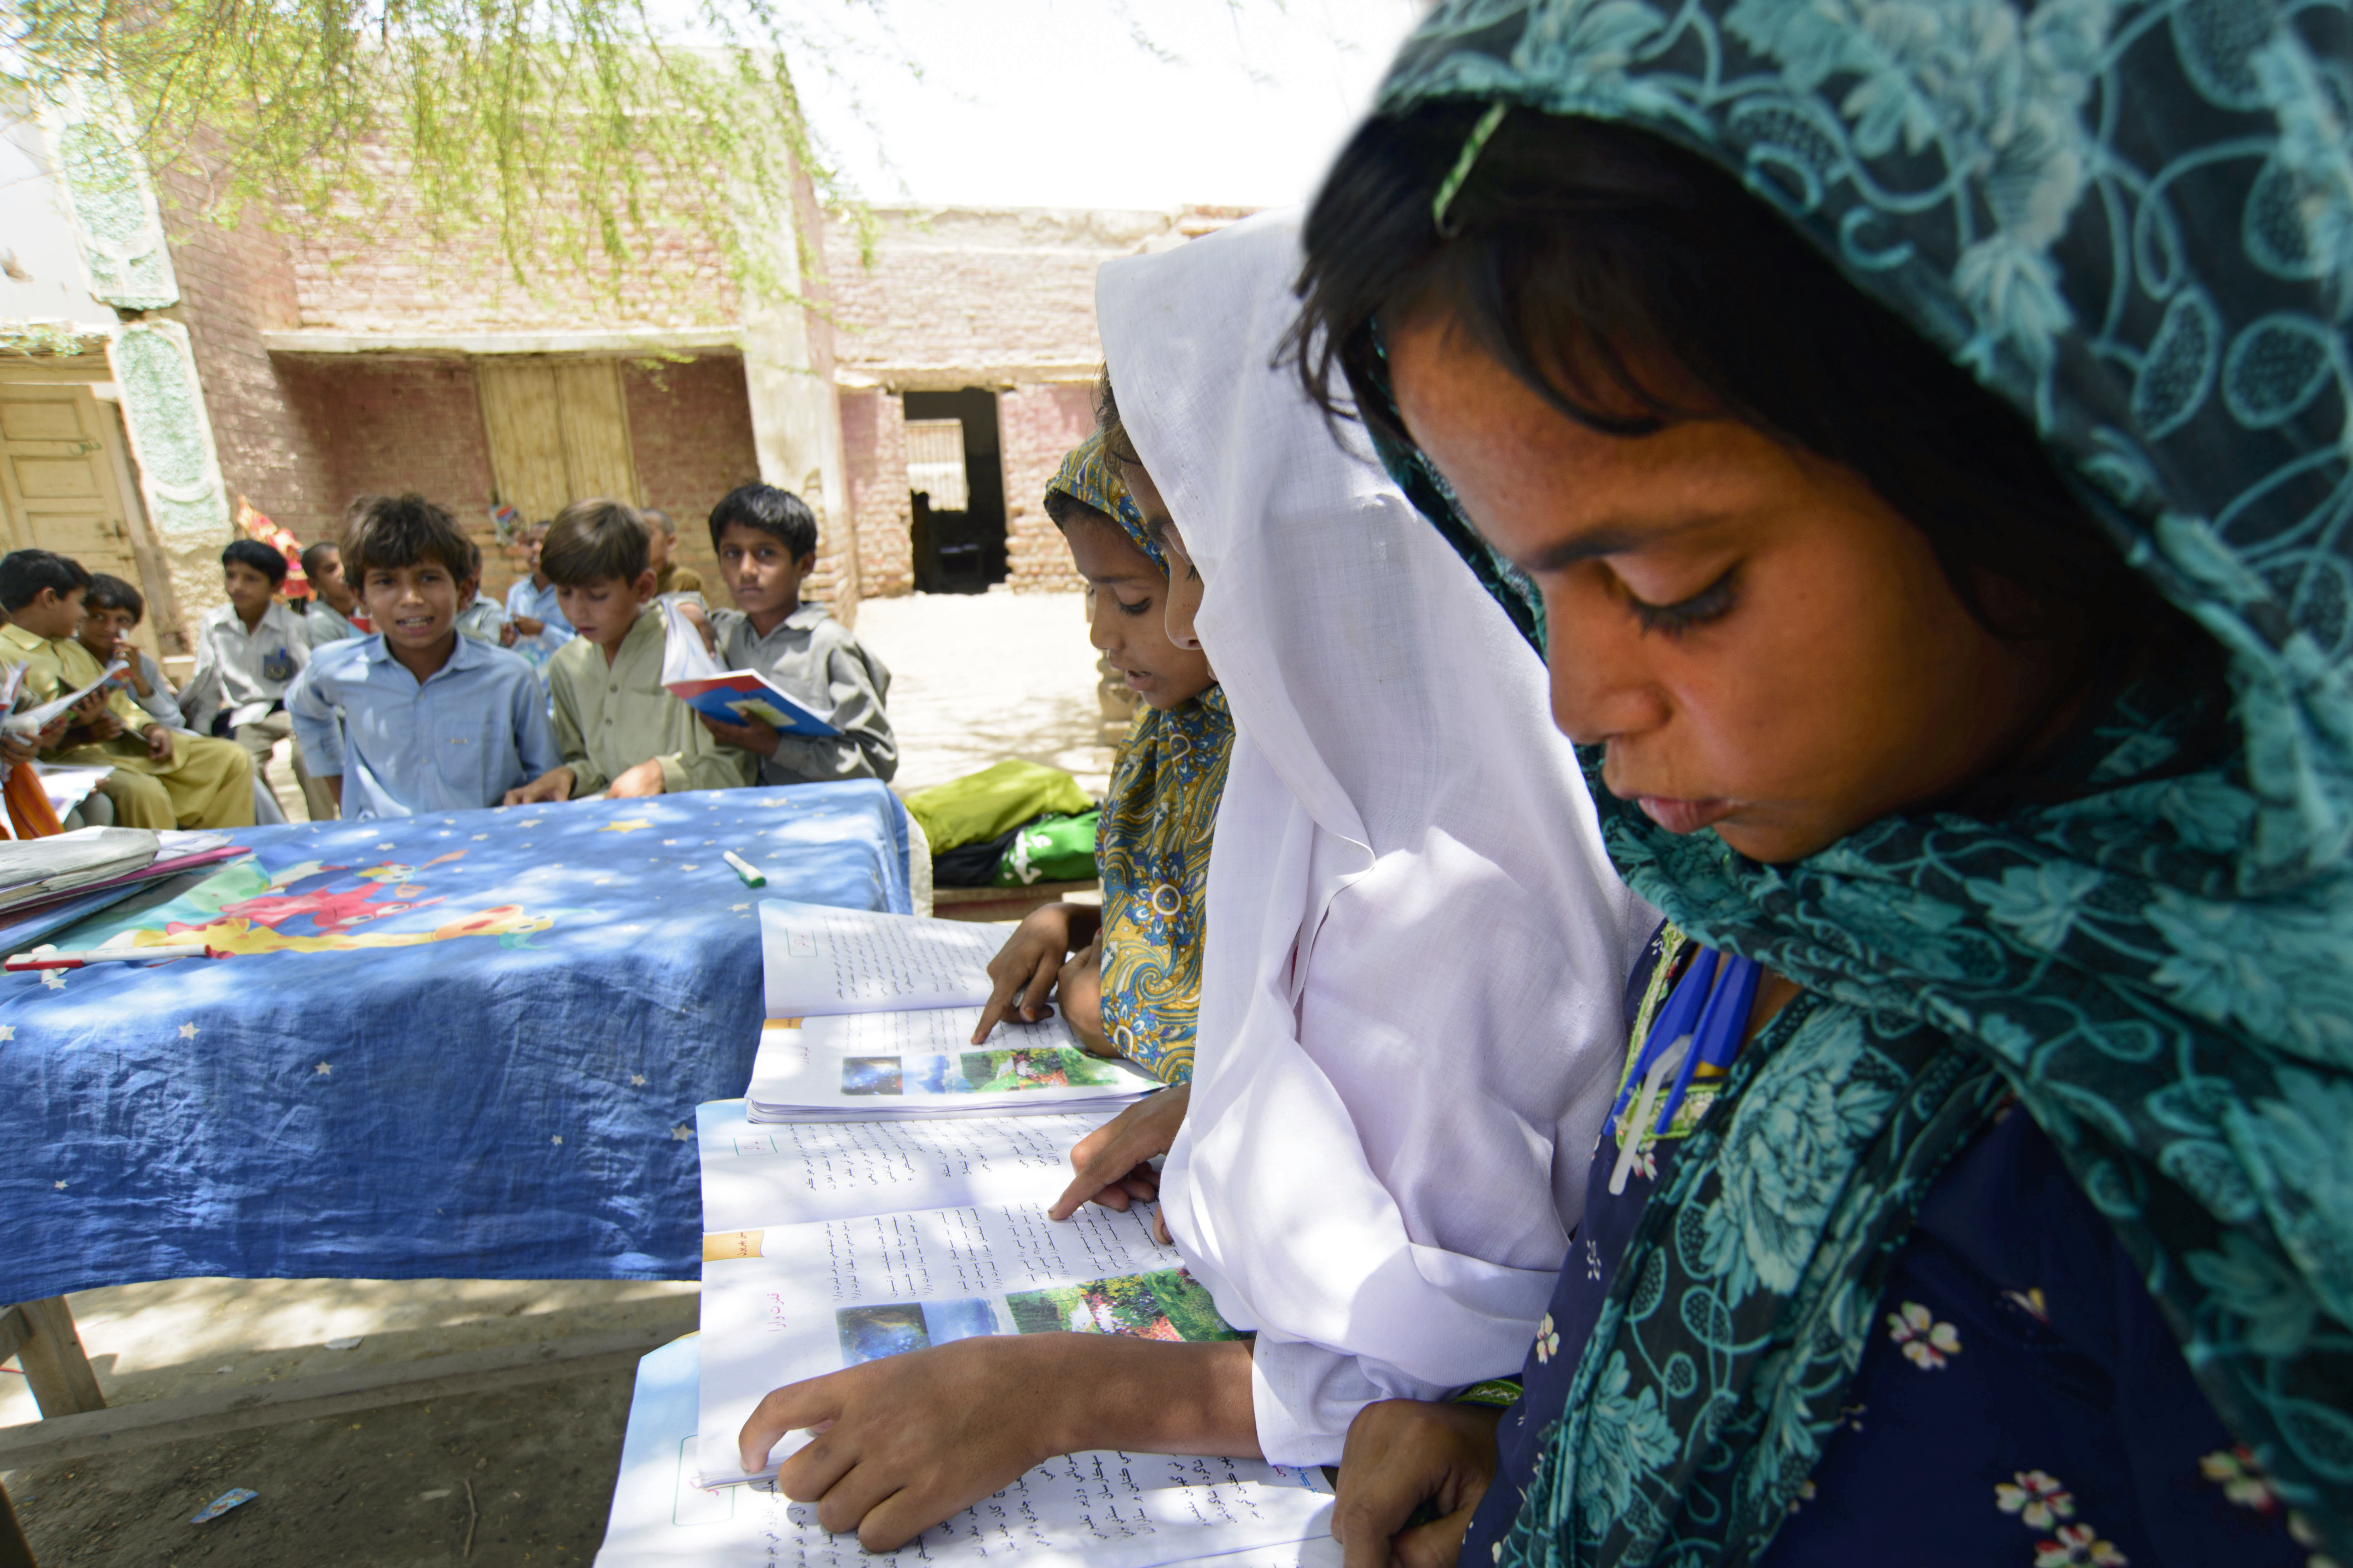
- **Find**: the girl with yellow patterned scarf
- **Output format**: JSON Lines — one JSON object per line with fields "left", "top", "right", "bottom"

{"left": 972, "top": 432, "right": 1231, "bottom": 1092}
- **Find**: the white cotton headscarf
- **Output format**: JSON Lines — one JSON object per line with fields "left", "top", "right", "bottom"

{"left": 1097, "top": 211, "right": 1658, "bottom": 1465}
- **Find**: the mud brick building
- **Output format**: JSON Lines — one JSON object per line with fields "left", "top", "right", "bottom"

{"left": 1, "top": 95, "right": 1244, "bottom": 657}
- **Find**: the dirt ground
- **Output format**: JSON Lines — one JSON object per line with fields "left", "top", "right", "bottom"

{"left": 2, "top": 1277, "right": 698, "bottom": 1566}
{"left": 4, "top": 587, "right": 1105, "bottom": 1566}
{"left": 9, "top": 1367, "right": 637, "bottom": 1567}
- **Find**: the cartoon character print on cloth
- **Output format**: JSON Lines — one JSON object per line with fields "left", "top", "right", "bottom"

{"left": 1047, "top": 434, "right": 1236, "bottom": 1086}
{"left": 96, "top": 851, "right": 564, "bottom": 955}
{"left": 1368, "top": 1, "right": 2353, "bottom": 1564}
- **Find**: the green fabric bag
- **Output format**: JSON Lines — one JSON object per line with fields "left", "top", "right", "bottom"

{"left": 904, "top": 761, "right": 1092, "bottom": 854}
{"left": 993, "top": 811, "right": 1099, "bottom": 887}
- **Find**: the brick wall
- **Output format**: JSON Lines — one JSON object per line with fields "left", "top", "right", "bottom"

{"left": 818, "top": 206, "right": 1249, "bottom": 597}
{"left": 821, "top": 208, "right": 1180, "bottom": 382}
{"left": 291, "top": 145, "right": 736, "bottom": 335}
{"left": 154, "top": 165, "right": 341, "bottom": 642}
{"left": 159, "top": 171, "right": 338, "bottom": 543}
{"left": 1000, "top": 383, "right": 1095, "bottom": 592}
{"left": 288, "top": 356, "right": 512, "bottom": 593}
{"left": 622, "top": 354, "right": 762, "bottom": 599}
{"left": 837, "top": 388, "right": 913, "bottom": 599}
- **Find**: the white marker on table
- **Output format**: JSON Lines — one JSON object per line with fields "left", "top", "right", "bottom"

{"left": 722, "top": 851, "right": 767, "bottom": 888}
{"left": 6, "top": 943, "right": 216, "bottom": 971}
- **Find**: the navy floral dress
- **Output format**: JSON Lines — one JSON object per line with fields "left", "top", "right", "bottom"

{"left": 1458, "top": 933, "right": 2320, "bottom": 1568}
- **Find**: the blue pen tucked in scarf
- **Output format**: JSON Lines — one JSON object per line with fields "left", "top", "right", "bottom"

{"left": 1045, "top": 435, "right": 1232, "bottom": 1085}
{"left": 1350, "top": 1, "right": 2353, "bottom": 1563}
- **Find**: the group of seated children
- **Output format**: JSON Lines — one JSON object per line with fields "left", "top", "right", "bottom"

{"left": 285, "top": 484, "right": 894, "bottom": 818}
{"left": 0, "top": 481, "right": 893, "bottom": 829}
{"left": 0, "top": 552, "right": 258, "bottom": 830}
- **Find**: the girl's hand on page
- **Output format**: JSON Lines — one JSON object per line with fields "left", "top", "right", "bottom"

{"left": 1331, "top": 1399, "right": 1500, "bottom": 1568}
{"left": 973, "top": 903, "right": 1079, "bottom": 1041}
{"left": 743, "top": 1336, "right": 1070, "bottom": 1552}
{"left": 1050, "top": 1083, "right": 1188, "bottom": 1235}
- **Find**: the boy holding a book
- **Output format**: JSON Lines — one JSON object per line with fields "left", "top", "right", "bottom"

{"left": 0, "top": 550, "right": 254, "bottom": 829}
{"left": 79, "top": 574, "right": 186, "bottom": 730}
{"left": 699, "top": 484, "right": 897, "bottom": 786}
{"left": 286, "top": 494, "right": 561, "bottom": 819}
{"left": 502, "top": 498, "right": 750, "bottom": 804}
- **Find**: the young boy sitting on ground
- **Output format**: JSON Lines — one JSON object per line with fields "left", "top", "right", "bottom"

{"left": 502, "top": 498, "right": 750, "bottom": 804}
{"left": 298, "top": 539, "right": 364, "bottom": 646}
{"left": 180, "top": 537, "right": 337, "bottom": 821}
{"left": 699, "top": 484, "right": 897, "bottom": 785}
{"left": 0, "top": 551, "right": 254, "bottom": 829}
{"left": 286, "top": 494, "right": 561, "bottom": 820}
{"left": 500, "top": 520, "right": 573, "bottom": 672}
{"left": 455, "top": 543, "right": 511, "bottom": 645}
{"left": 79, "top": 574, "right": 184, "bottom": 730}
{"left": 642, "top": 508, "right": 704, "bottom": 597}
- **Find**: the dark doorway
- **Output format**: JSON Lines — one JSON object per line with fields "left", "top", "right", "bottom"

{"left": 903, "top": 388, "right": 1007, "bottom": 593}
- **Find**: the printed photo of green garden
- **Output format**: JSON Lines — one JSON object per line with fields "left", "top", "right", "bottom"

{"left": 1005, "top": 1269, "right": 1239, "bottom": 1343}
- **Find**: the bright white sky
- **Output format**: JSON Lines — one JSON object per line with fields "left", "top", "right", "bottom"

{"left": 778, "top": 0, "right": 1425, "bottom": 211}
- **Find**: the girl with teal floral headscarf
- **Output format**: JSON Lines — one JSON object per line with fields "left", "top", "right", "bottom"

{"left": 973, "top": 430, "right": 1230, "bottom": 1090}
{"left": 1290, "top": 3, "right": 2353, "bottom": 1567}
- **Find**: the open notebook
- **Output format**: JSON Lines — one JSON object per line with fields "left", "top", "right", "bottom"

{"left": 696, "top": 1099, "right": 1113, "bottom": 1232}
{"left": 695, "top": 1200, "right": 1292, "bottom": 1480}
{"left": 745, "top": 1007, "right": 1160, "bottom": 1123}
{"left": 758, "top": 899, "right": 1004, "bottom": 1017}
{"left": 597, "top": 1333, "right": 1341, "bottom": 1568}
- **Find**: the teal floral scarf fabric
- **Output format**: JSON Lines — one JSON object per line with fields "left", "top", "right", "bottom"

{"left": 1372, "top": 1, "right": 2353, "bottom": 1563}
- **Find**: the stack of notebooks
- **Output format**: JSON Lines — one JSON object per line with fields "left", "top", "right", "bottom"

{"left": 601, "top": 899, "right": 1340, "bottom": 1567}
{"left": 0, "top": 826, "right": 159, "bottom": 908}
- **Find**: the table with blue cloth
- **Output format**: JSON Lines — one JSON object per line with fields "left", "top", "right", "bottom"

{"left": 0, "top": 782, "right": 912, "bottom": 1306}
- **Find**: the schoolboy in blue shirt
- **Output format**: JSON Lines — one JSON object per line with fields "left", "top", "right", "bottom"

{"left": 700, "top": 484, "right": 897, "bottom": 785}
{"left": 286, "top": 494, "right": 561, "bottom": 819}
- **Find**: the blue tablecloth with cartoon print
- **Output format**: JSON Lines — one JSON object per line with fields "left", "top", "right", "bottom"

{"left": 0, "top": 783, "right": 911, "bottom": 1303}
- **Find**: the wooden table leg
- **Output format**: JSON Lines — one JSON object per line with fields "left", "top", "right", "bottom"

{"left": 0, "top": 1472, "right": 34, "bottom": 1568}
{"left": 0, "top": 1301, "right": 103, "bottom": 1419}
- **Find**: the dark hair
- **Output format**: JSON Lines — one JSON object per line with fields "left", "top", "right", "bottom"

{"left": 708, "top": 484, "right": 816, "bottom": 561}
{"left": 642, "top": 507, "right": 676, "bottom": 538}
{"left": 1094, "top": 368, "right": 1138, "bottom": 467}
{"left": 84, "top": 573, "right": 143, "bottom": 622}
{"left": 542, "top": 498, "right": 650, "bottom": 587}
{"left": 1291, "top": 106, "right": 2169, "bottom": 651}
{"left": 341, "top": 493, "right": 476, "bottom": 583}
{"left": 0, "top": 551, "right": 91, "bottom": 613}
{"left": 222, "top": 537, "right": 289, "bottom": 586}
{"left": 299, "top": 541, "right": 339, "bottom": 585}
{"left": 1043, "top": 489, "right": 1117, "bottom": 533}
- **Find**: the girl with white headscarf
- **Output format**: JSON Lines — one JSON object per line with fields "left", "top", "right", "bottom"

{"left": 738, "top": 210, "right": 1651, "bottom": 1546}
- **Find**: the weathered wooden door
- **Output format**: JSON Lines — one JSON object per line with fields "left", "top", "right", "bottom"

{"left": 0, "top": 381, "right": 164, "bottom": 659}
{"left": 475, "top": 358, "right": 641, "bottom": 524}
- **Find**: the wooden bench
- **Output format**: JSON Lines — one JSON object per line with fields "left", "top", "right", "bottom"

{"left": 929, "top": 878, "right": 1100, "bottom": 924}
